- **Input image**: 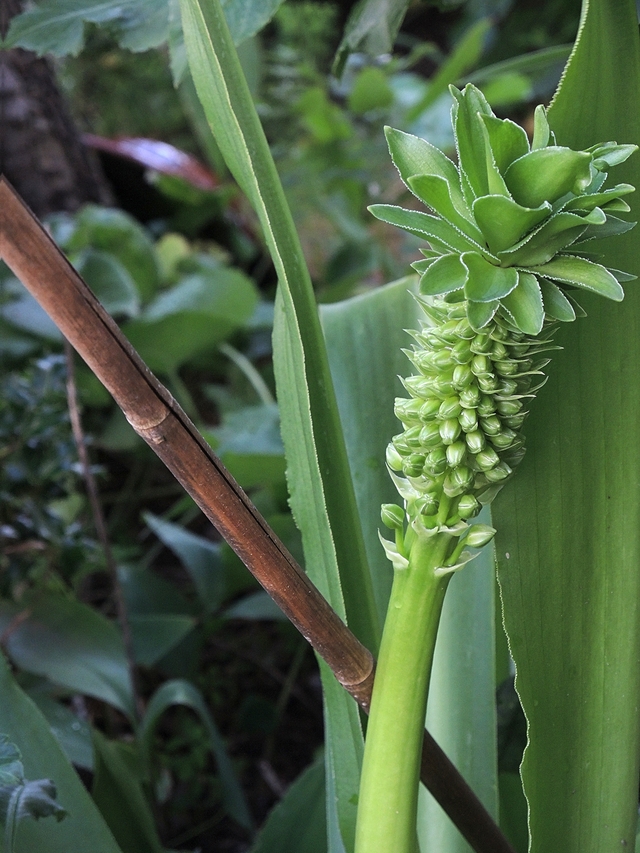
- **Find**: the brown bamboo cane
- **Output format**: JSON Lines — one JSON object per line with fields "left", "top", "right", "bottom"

{"left": 0, "top": 177, "right": 516, "bottom": 853}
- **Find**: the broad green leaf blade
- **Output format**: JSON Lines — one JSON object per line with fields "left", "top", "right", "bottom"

{"left": 368, "top": 204, "right": 482, "bottom": 255}
{"left": 138, "top": 679, "right": 253, "bottom": 831}
{"left": 0, "top": 653, "right": 125, "bottom": 853}
{"left": 179, "top": 0, "right": 380, "bottom": 656}
{"left": 420, "top": 254, "right": 467, "bottom": 297}
{"left": 495, "top": 2, "right": 640, "bottom": 851}
{"left": 91, "top": 733, "right": 164, "bottom": 853}
{"left": 249, "top": 755, "right": 326, "bottom": 853}
{"left": 418, "top": 516, "right": 498, "bottom": 853}
{"left": 538, "top": 278, "right": 576, "bottom": 322}
{"left": 384, "top": 128, "right": 462, "bottom": 203}
{"left": 462, "top": 253, "right": 518, "bottom": 302}
{"left": 473, "top": 195, "right": 550, "bottom": 254}
{"left": 0, "top": 595, "right": 135, "bottom": 719}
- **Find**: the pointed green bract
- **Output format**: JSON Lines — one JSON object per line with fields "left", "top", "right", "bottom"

{"left": 473, "top": 195, "right": 550, "bottom": 254}
{"left": 531, "top": 255, "right": 624, "bottom": 301}
{"left": 462, "top": 253, "right": 518, "bottom": 302}
{"left": 501, "top": 273, "right": 545, "bottom": 335}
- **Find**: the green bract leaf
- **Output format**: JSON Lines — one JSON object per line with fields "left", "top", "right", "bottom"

{"left": 499, "top": 208, "right": 605, "bottom": 267}
{"left": 575, "top": 213, "right": 636, "bottom": 243}
{"left": 480, "top": 114, "right": 530, "bottom": 173}
{"left": 531, "top": 255, "right": 624, "bottom": 301}
{"left": 538, "top": 278, "right": 576, "bottom": 322}
{"left": 504, "top": 147, "right": 593, "bottom": 208}
{"left": 473, "top": 195, "right": 550, "bottom": 254}
{"left": 564, "top": 183, "right": 635, "bottom": 212}
{"left": 462, "top": 253, "right": 519, "bottom": 302}
{"left": 467, "top": 298, "right": 499, "bottom": 331}
{"left": 501, "top": 272, "right": 545, "bottom": 334}
{"left": 384, "top": 128, "right": 464, "bottom": 209}
{"left": 531, "top": 103, "right": 551, "bottom": 150}
{"left": 419, "top": 253, "right": 467, "bottom": 296}
{"left": 450, "top": 84, "right": 494, "bottom": 202}
{"left": 407, "top": 174, "right": 485, "bottom": 243}
{"left": 368, "top": 204, "right": 481, "bottom": 255}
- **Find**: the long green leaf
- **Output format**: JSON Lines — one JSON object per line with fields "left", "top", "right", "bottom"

{"left": 0, "top": 653, "right": 124, "bottom": 853}
{"left": 494, "top": 2, "right": 640, "bottom": 850}
{"left": 179, "top": 0, "right": 379, "bottom": 654}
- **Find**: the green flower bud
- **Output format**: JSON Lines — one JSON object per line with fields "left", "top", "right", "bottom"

{"left": 431, "top": 349, "right": 455, "bottom": 370}
{"left": 381, "top": 504, "right": 405, "bottom": 529}
{"left": 483, "top": 461, "right": 512, "bottom": 483}
{"left": 446, "top": 440, "right": 467, "bottom": 467}
{"left": 491, "top": 342, "right": 508, "bottom": 360}
{"left": 452, "top": 364, "right": 473, "bottom": 390}
{"left": 444, "top": 466, "right": 473, "bottom": 496}
{"left": 455, "top": 319, "right": 475, "bottom": 339}
{"left": 477, "top": 374, "right": 499, "bottom": 393}
{"left": 498, "top": 379, "right": 518, "bottom": 396}
{"left": 476, "top": 447, "right": 500, "bottom": 471}
{"left": 392, "top": 434, "right": 411, "bottom": 455}
{"left": 425, "top": 447, "right": 447, "bottom": 476}
{"left": 477, "top": 395, "right": 495, "bottom": 416}
{"left": 420, "top": 397, "right": 442, "bottom": 420}
{"left": 451, "top": 340, "right": 472, "bottom": 364}
{"left": 395, "top": 397, "right": 423, "bottom": 423}
{"left": 416, "top": 493, "right": 439, "bottom": 515}
{"left": 459, "top": 408, "right": 478, "bottom": 432}
{"left": 440, "top": 418, "right": 461, "bottom": 445}
{"left": 460, "top": 385, "right": 481, "bottom": 408}
{"left": 386, "top": 444, "right": 404, "bottom": 470}
{"left": 419, "top": 421, "right": 443, "bottom": 448}
{"left": 479, "top": 415, "right": 501, "bottom": 436}
{"left": 404, "top": 425, "right": 423, "bottom": 448}
{"left": 503, "top": 413, "right": 527, "bottom": 429}
{"left": 457, "top": 494, "right": 480, "bottom": 519}
{"left": 402, "top": 454, "right": 426, "bottom": 477}
{"left": 471, "top": 355, "right": 491, "bottom": 376}
{"left": 439, "top": 396, "right": 462, "bottom": 419}
{"left": 431, "top": 375, "right": 455, "bottom": 396}
{"left": 496, "top": 399, "right": 523, "bottom": 416}
{"left": 465, "top": 524, "right": 496, "bottom": 548}
{"left": 490, "top": 428, "right": 518, "bottom": 450}
{"left": 470, "top": 333, "right": 492, "bottom": 354}
{"left": 495, "top": 361, "right": 518, "bottom": 377}
{"left": 465, "top": 429, "right": 486, "bottom": 454}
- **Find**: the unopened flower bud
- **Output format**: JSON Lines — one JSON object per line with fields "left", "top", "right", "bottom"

{"left": 457, "top": 494, "right": 480, "bottom": 519}
{"left": 451, "top": 340, "right": 472, "bottom": 363}
{"left": 477, "top": 374, "right": 498, "bottom": 393}
{"left": 466, "top": 524, "right": 496, "bottom": 548}
{"left": 446, "top": 441, "right": 467, "bottom": 467}
{"left": 452, "top": 364, "right": 473, "bottom": 390}
{"left": 381, "top": 504, "right": 405, "bottom": 529}
{"left": 496, "top": 399, "right": 523, "bottom": 416}
{"left": 404, "top": 425, "right": 423, "bottom": 448}
{"left": 490, "top": 429, "right": 518, "bottom": 450}
{"left": 425, "top": 448, "right": 447, "bottom": 476}
{"left": 402, "top": 454, "right": 426, "bottom": 477}
{"left": 439, "top": 396, "right": 462, "bottom": 419}
{"left": 479, "top": 415, "right": 501, "bottom": 435}
{"left": 476, "top": 447, "right": 500, "bottom": 471}
{"left": 440, "top": 418, "right": 461, "bottom": 445}
{"left": 471, "top": 355, "right": 491, "bottom": 376}
{"left": 420, "top": 397, "right": 442, "bottom": 419}
{"left": 386, "top": 444, "right": 404, "bottom": 470}
{"left": 416, "top": 493, "right": 439, "bottom": 515}
{"left": 444, "top": 466, "right": 473, "bottom": 496}
{"left": 477, "top": 395, "right": 495, "bottom": 416}
{"left": 459, "top": 385, "right": 481, "bottom": 408}
{"left": 459, "top": 408, "right": 478, "bottom": 432}
{"left": 483, "top": 461, "right": 512, "bottom": 482}
{"left": 495, "top": 360, "right": 518, "bottom": 377}
{"left": 470, "top": 333, "right": 492, "bottom": 354}
{"left": 465, "top": 429, "right": 485, "bottom": 454}
{"left": 419, "top": 421, "right": 443, "bottom": 448}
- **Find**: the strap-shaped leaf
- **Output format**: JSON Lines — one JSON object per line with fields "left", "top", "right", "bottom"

{"left": 368, "top": 204, "right": 482, "bottom": 255}
{"left": 504, "top": 147, "right": 593, "bottom": 208}
{"left": 538, "top": 277, "right": 576, "bottom": 321}
{"left": 501, "top": 272, "right": 544, "bottom": 334}
{"left": 481, "top": 114, "right": 530, "bottom": 173}
{"left": 473, "top": 195, "right": 550, "bottom": 253}
{"left": 462, "top": 252, "right": 519, "bottom": 302}
{"left": 407, "top": 174, "right": 485, "bottom": 244}
{"left": 419, "top": 253, "right": 467, "bottom": 296}
{"left": 530, "top": 255, "right": 624, "bottom": 301}
{"left": 575, "top": 213, "right": 636, "bottom": 243}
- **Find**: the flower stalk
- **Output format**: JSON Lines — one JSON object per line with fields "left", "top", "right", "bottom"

{"left": 355, "top": 84, "right": 637, "bottom": 853}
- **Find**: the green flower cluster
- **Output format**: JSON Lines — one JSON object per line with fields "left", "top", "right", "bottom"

{"left": 371, "top": 84, "right": 636, "bottom": 336}
{"left": 376, "top": 85, "right": 636, "bottom": 574}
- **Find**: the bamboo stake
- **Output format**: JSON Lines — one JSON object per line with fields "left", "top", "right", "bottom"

{"left": 0, "top": 177, "right": 515, "bottom": 853}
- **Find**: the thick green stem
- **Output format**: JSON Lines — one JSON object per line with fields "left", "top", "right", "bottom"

{"left": 355, "top": 532, "right": 452, "bottom": 853}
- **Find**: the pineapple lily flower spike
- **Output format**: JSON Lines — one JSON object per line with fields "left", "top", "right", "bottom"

{"left": 355, "top": 84, "right": 637, "bottom": 853}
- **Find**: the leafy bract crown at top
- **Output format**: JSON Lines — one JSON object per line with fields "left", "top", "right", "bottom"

{"left": 370, "top": 84, "right": 637, "bottom": 335}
